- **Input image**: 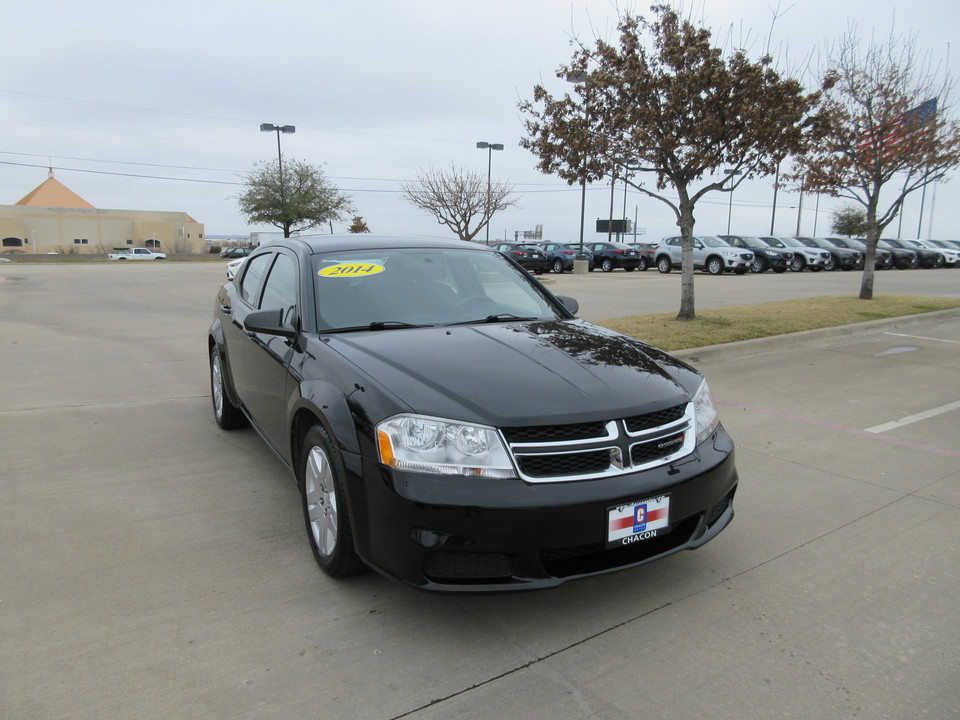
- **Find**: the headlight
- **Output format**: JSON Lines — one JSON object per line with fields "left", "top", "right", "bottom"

{"left": 377, "top": 414, "right": 516, "bottom": 478}
{"left": 693, "top": 380, "right": 721, "bottom": 444}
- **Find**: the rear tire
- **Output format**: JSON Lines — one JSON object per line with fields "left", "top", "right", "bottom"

{"left": 552, "top": 258, "right": 565, "bottom": 274}
{"left": 210, "top": 347, "right": 247, "bottom": 430}
{"left": 750, "top": 256, "right": 766, "bottom": 273}
{"left": 657, "top": 256, "right": 672, "bottom": 273}
{"left": 299, "top": 424, "right": 364, "bottom": 578}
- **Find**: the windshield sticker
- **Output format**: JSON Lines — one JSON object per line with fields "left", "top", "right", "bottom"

{"left": 319, "top": 263, "right": 385, "bottom": 278}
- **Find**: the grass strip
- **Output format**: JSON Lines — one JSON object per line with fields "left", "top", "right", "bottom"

{"left": 597, "top": 295, "right": 960, "bottom": 351}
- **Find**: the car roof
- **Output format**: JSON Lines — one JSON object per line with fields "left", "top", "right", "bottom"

{"left": 282, "top": 234, "right": 491, "bottom": 254}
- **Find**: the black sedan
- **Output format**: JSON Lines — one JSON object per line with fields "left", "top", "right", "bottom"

{"left": 208, "top": 235, "right": 738, "bottom": 592}
{"left": 490, "top": 242, "right": 550, "bottom": 274}
{"left": 586, "top": 241, "right": 642, "bottom": 272}
{"left": 718, "top": 235, "right": 792, "bottom": 273}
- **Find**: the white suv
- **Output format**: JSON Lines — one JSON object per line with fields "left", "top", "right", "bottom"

{"left": 655, "top": 236, "right": 754, "bottom": 275}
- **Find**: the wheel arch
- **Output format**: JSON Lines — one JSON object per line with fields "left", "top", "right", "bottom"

{"left": 208, "top": 327, "right": 243, "bottom": 410}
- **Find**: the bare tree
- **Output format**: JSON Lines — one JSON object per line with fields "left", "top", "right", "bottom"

{"left": 401, "top": 164, "right": 518, "bottom": 242}
{"left": 792, "top": 27, "right": 960, "bottom": 299}
{"left": 520, "top": 5, "right": 827, "bottom": 320}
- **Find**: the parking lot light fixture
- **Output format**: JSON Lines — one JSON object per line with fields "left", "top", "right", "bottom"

{"left": 261, "top": 123, "right": 296, "bottom": 237}
{"left": 724, "top": 169, "right": 742, "bottom": 235}
{"left": 476, "top": 142, "right": 504, "bottom": 245}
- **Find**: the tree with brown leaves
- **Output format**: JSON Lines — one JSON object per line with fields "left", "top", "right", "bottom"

{"left": 401, "top": 165, "right": 518, "bottom": 242}
{"left": 348, "top": 216, "right": 371, "bottom": 233}
{"left": 791, "top": 28, "right": 960, "bottom": 299}
{"left": 520, "top": 5, "right": 825, "bottom": 320}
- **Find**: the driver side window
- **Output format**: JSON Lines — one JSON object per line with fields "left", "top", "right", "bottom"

{"left": 239, "top": 253, "right": 272, "bottom": 306}
{"left": 259, "top": 253, "right": 298, "bottom": 325}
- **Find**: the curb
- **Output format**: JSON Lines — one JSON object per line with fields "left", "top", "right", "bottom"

{"left": 672, "top": 307, "right": 960, "bottom": 362}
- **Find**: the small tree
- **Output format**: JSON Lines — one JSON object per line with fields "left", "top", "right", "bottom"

{"left": 401, "top": 164, "right": 518, "bottom": 241}
{"left": 238, "top": 156, "right": 354, "bottom": 238}
{"left": 831, "top": 205, "right": 867, "bottom": 237}
{"left": 349, "top": 216, "right": 371, "bottom": 233}
{"left": 792, "top": 28, "right": 960, "bottom": 299}
{"left": 520, "top": 5, "right": 827, "bottom": 320}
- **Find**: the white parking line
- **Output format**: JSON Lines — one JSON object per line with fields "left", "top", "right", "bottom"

{"left": 882, "top": 332, "right": 960, "bottom": 344}
{"left": 865, "top": 400, "right": 960, "bottom": 434}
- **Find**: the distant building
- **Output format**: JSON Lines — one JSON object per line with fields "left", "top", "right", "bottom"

{"left": 0, "top": 169, "right": 205, "bottom": 254}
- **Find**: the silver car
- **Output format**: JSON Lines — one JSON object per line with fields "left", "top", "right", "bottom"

{"left": 655, "top": 235, "right": 754, "bottom": 275}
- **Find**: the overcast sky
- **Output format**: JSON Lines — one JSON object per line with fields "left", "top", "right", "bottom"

{"left": 3, "top": 0, "right": 958, "bottom": 243}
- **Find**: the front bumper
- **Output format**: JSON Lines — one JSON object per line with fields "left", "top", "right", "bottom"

{"left": 346, "top": 428, "right": 738, "bottom": 592}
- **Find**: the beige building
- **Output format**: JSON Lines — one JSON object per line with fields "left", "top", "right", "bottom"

{"left": 0, "top": 170, "right": 205, "bottom": 255}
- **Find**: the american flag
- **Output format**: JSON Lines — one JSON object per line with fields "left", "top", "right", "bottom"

{"left": 856, "top": 98, "right": 937, "bottom": 159}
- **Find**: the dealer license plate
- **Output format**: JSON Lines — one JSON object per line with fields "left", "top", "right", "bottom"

{"left": 606, "top": 495, "right": 670, "bottom": 549}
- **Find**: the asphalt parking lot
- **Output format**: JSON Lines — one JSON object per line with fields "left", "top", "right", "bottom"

{"left": 2, "top": 262, "right": 958, "bottom": 720}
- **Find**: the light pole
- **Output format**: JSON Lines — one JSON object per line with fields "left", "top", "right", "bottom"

{"left": 566, "top": 71, "right": 590, "bottom": 273}
{"left": 261, "top": 123, "right": 296, "bottom": 237}
{"left": 724, "top": 169, "right": 742, "bottom": 235}
{"left": 476, "top": 141, "right": 503, "bottom": 245}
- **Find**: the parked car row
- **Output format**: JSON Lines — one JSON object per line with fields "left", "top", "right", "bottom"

{"left": 478, "top": 236, "right": 959, "bottom": 277}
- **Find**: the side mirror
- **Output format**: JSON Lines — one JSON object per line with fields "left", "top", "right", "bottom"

{"left": 244, "top": 308, "right": 297, "bottom": 339}
{"left": 556, "top": 295, "right": 579, "bottom": 315}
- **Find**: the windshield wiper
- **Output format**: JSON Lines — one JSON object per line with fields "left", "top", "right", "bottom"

{"left": 323, "top": 320, "right": 432, "bottom": 334}
{"left": 455, "top": 314, "right": 539, "bottom": 325}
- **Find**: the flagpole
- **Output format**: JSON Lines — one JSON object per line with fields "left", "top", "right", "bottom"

{"left": 916, "top": 169, "right": 929, "bottom": 238}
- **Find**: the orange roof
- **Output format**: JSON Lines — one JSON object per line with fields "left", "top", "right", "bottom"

{"left": 16, "top": 169, "right": 95, "bottom": 209}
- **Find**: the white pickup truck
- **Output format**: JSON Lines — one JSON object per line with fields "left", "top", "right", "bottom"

{"left": 108, "top": 248, "right": 167, "bottom": 260}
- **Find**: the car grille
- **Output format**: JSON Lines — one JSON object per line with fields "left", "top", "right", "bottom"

{"left": 501, "top": 402, "right": 693, "bottom": 483}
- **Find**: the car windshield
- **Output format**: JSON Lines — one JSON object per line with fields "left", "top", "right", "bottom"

{"left": 701, "top": 236, "right": 730, "bottom": 247}
{"left": 777, "top": 237, "right": 804, "bottom": 248}
{"left": 312, "top": 248, "right": 564, "bottom": 331}
{"left": 759, "top": 237, "right": 785, "bottom": 248}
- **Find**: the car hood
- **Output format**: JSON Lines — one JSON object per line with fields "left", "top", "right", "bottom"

{"left": 322, "top": 320, "right": 697, "bottom": 427}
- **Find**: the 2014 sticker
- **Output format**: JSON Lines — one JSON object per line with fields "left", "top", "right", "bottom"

{"left": 319, "top": 263, "right": 385, "bottom": 278}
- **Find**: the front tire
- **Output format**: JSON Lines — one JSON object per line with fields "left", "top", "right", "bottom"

{"left": 210, "top": 347, "right": 247, "bottom": 430}
{"left": 601, "top": 258, "right": 614, "bottom": 272}
{"left": 706, "top": 256, "right": 724, "bottom": 275}
{"left": 299, "top": 424, "right": 364, "bottom": 578}
{"left": 552, "top": 258, "right": 565, "bottom": 274}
